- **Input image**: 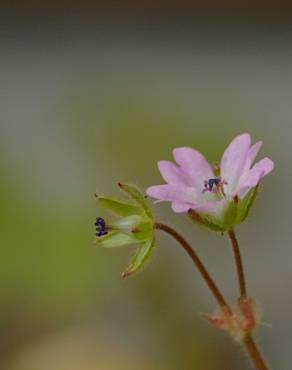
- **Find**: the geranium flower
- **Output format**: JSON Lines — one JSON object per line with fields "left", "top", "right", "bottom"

{"left": 146, "top": 133, "right": 274, "bottom": 230}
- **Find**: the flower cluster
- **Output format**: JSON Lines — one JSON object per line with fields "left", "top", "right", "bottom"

{"left": 94, "top": 132, "right": 275, "bottom": 368}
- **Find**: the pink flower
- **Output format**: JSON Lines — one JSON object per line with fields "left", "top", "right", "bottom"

{"left": 146, "top": 133, "right": 274, "bottom": 223}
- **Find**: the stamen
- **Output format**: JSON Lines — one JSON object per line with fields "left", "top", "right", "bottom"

{"left": 202, "top": 177, "right": 227, "bottom": 195}
{"left": 203, "top": 177, "right": 222, "bottom": 193}
{"left": 95, "top": 217, "right": 108, "bottom": 237}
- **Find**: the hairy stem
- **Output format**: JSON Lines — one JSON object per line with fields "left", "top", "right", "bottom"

{"left": 243, "top": 335, "right": 270, "bottom": 370}
{"left": 228, "top": 228, "right": 247, "bottom": 298}
{"left": 228, "top": 230, "right": 271, "bottom": 369}
{"left": 154, "top": 222, "right": 231, "bottom": 313}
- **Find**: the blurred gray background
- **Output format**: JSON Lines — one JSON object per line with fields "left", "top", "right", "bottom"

{"left": 0, "top": 4, "right": 291, "bottom": 370}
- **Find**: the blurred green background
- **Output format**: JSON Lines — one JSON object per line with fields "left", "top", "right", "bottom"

{"left": 0, "top": 4, "right": 291, "bottom": 370}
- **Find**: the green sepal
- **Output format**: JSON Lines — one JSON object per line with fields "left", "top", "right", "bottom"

{"left": 236, "top": 186, "right": 259, "bottom": 223}
{"left": 131, "top": 219, "right": 154, "bottom": 241}
{"left": 188, "top": 186, "right": 260, "bottom": 232}
{"left": 122, "top": 237, "right": 156, "bottom": 278}
{"left": 112, "top": 215, "right": 154, "bottom": 242}
{"left": 97, "top": 195, "right": 143, "bottom": 217}
{"left": 118, "top": 183, "right": 153, "bottom": 218}
{"left": 188, "top": 210, "right": 226, "bottom": 232}
{"left": 223, "top": 198, "right": 239, "bottom": 229}
{"left": 95, "top": 231, "right": 137, "bottom": 248}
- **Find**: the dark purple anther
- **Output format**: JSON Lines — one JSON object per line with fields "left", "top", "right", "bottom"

{"left": 95, "top": 217, "right": 108, "bottom": 237}
{"left": 95, "top": 217, "right": 105, "bottom": 227}
{"left": 203, "top": 177, "right": 222, "bottom": 193}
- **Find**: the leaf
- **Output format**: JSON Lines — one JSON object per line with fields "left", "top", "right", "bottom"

{"left": 97, "top": 195, "right": 142, "bottom": 217}
{"left": 122, "top": 237, "right": 156, "bottom": 278}
{"left": 95, "top": 232, "right": 137, "bottom": 248}
{"left": 118, "top": 183, "right": 153, "bottom": 218}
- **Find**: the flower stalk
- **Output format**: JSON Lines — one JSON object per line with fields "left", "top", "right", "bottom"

{"left": 227, "top": 229, "right": 270, "bottom": 370}
{"left": 243, "top": 334, "right": 270, "bottom": 370}
{"left": 154, "top": 221, "right": 231, "bottom": 313}
{"left": 228, "top": 228, "right": 247, "bottom": 298}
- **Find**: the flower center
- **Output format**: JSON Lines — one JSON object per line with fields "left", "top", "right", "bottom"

{"left": 203, "top": 177, "right": 227, "bottom": 197}
{"left": 95, "top": 217, "right": 108, "bottom": 237}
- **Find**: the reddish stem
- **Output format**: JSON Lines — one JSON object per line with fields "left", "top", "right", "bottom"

{"left": 228, "top": 228, "right": 247, "bottom": 298}
{"left": 243, "top": 335, "right": 270, "bottom": 370}
{"left": 154, "top": 222, "right": 231, "bottom": 313}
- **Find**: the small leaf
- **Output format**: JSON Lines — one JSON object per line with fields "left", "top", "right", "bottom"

{"left": 118, "top": 183, "right": 152, "bottom": 218}
{"left": 122, "top": 237, "right": 156, "bottom": 278}
{"left": 97, "top": 195, "right": 142, "bottom": 217}
{"left": 96, "top": 232, "right": 137, "bottom": 248}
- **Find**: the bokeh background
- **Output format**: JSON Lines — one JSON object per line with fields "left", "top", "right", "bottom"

{"left": 0, "top": 2, "right": 291, "bottom": 369}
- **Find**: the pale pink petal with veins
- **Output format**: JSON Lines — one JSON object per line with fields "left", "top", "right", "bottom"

{"left": 220, "top": 133, "right": 251, "bottom": 195}
{"left": 173, "top": 147, "right": 214, "bottom": 188}
{"left": 237, "top": 158, "right": 274, "bottom": 198}
{"left": 146, "top": 184, "right": 200, "bottom": 205}
{"left": 158, "top": 161, "right": 188, "bottom": 186}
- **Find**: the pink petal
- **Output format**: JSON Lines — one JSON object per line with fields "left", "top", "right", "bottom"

{"left": 146, "top": 184, "right": 199, "bottom": 205}
{"left": 237, "top": 157, "right": 274, "bottom": 198}
{"left": 158, "top": 161, "right": 188, "bottom": 186}
{"left": 248, "top": 141, "right": 263, "bottom": 164}
{"left": 234, "top": 141, "right": 262, "bottom": 194}
{"left": 171, "top": 202, "right": 192, "bottom": 213}
{"left": 173, "top": 147, "right": 214, "bottom": 189}
{"left": 220, "top": 133, "right": 251, "bottom": 194}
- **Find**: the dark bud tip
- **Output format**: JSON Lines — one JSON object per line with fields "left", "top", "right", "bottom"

{"left": 233, "top": 195, "right": 239, "bottom": 204}
{"left": 188, "top": 209, "right": 202, "bottom": 222}
{"left": 131, "top": 227, "right": 140, "bottom": 234}
{"left": 121, "top": 270, "right": 133, "bottom": 279}
{"left": 213, "top": 163, "right": 221, "bottom": 176}
{"left": 94, "top": 193, "right": 98, "bottom": 198}
{"left": 117, "top": 182, "right": 123, "bottom": 188}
